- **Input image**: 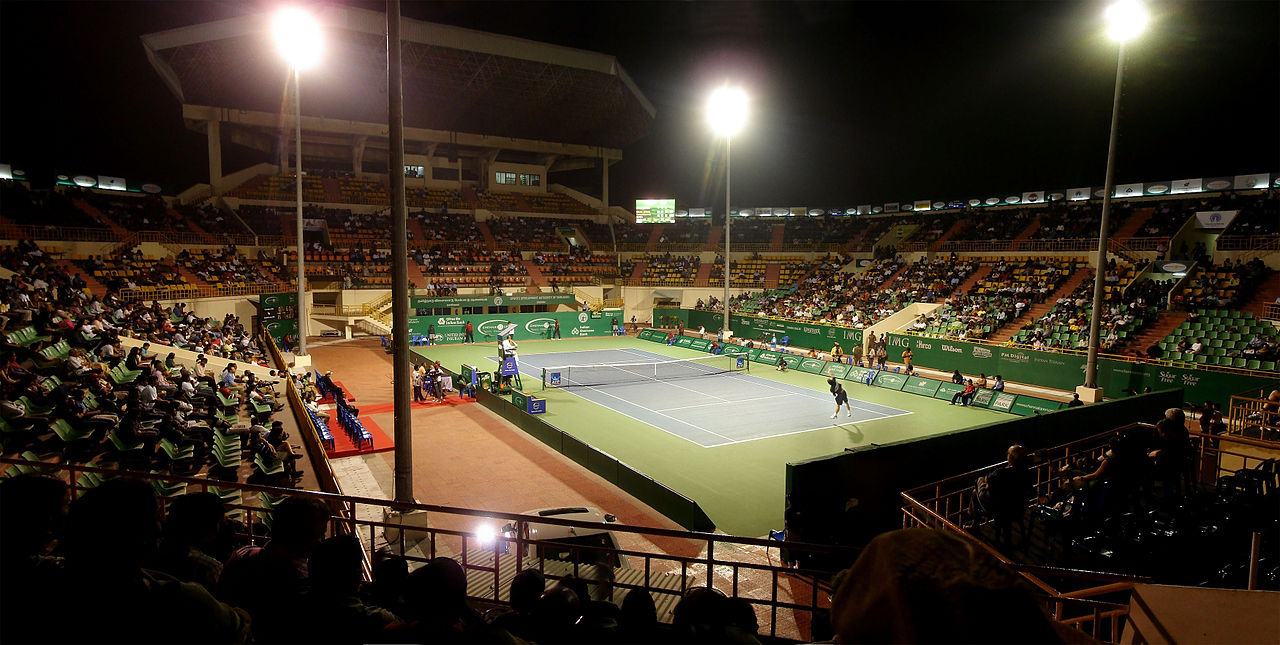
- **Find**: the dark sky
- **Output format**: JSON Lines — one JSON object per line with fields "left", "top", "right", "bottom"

{"left": 2, "top": 1, "right": 1276, "bottom": 209}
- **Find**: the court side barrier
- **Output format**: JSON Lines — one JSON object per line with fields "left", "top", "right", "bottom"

{"left": 637, "top": 328, "right": 1065, "bottom": 416}
{"left": 784, "top": 389, "right": 1183, "bottom": 550}
{"left": 407, "top": 352, "right": 715, "bottom": 533}
{"left": 657, "top": 307, "right": 865, "bottom": 349}
{"left": 883, "top": 332, "right": 1278, "bottom": 410}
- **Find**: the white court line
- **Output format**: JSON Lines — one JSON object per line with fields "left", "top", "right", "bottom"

{"left": 656, "top": 393, "right": 794, "bottom": 412}
{"left": 622, "top": 346, "right": 909, "bottom": 417}
{"left": 486, "top": 356, "right": 735, "bottom": 448}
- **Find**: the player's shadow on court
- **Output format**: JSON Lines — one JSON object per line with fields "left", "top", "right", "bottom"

{"left": 832, "top": 422, "right": 864, "bottom": 443}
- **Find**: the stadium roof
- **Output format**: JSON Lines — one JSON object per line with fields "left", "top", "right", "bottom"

{"left": 140, "top": 5, "right": 656, "bottom": 149}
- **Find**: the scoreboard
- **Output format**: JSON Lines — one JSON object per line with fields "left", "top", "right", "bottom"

{"left": 635, "top": 199, "right": 676, "bottom": 224}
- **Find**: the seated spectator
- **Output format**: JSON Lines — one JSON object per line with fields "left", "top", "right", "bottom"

{"left": 219, "top": 495, "right": 331, "bottom": 642}
{"left": 296, "top": 535, "right": 401, "bottom": 643}
{"left": 973, "top": 445, "right": 1034, "bottom": 544}
{"left": 148, "top": 492, "right": 227, "bottom": 594}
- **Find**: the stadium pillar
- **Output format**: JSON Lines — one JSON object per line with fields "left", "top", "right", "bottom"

{"left": 1083, "top": 46, "right": 1132, "bottom": 401}
{"left": 723, "top": 136, "right": 731, "bottom": 337}
{"left": 294, "top": 71, "right": 307, "bottom": 358}
{"left": 387, "top": 0, "right": 414, "bottom": 502}
{"left": 206, "top": 119, "right": 223, "bottom": 196}
{"left": 601, "top": 154, "right": 609, "bottom": 211}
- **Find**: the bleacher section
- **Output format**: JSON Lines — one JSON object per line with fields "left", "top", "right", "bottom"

{"left": 1157, "top": 309, "right": 1277, "bottom": 370}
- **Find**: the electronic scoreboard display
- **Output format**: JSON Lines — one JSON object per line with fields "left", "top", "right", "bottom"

{"left": 635, "top": 199, "right": 676, "bottom": 224}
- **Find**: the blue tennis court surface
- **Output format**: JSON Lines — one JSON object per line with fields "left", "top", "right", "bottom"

{"left": 487, "top": 348, "right": 910, "bottom": 448}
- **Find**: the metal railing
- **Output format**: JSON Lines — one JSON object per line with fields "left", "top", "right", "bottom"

{"left": 1215, "top": 234, "right": 1280, "bottom": 251}
{"left": 937, "top": 238, "right": 1100, "bottom": 254}
{"left": 900, "top": 423, "right": 1165, "bottom": 643}
{"left": 1262, "top": 303, "right": 1280, "bottom": 322}
{"left": 1226, "top": 393, "right": 1280, "bottom": 442}
{"left": 0, "top": 453, "right": 859, "bottom": 640}
{"left": 116, "top": 281, "right": 290, "bottom": 302}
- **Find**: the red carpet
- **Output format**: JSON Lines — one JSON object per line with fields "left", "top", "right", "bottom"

{"left": 318, "top": 381, "right": 356, "bottom": 405}
{"left": 323, "top": 395, "right": 472, "bottom": 458}
{"left": 324, "top": 412, "right": 394, "bottom": 458}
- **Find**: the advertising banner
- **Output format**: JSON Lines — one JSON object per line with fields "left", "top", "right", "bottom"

{"left": 1067, "top": 187, "right": 1091, "bottom": 201}
{"left": 1234, "top": 173, "right": 1270, "bottom": 190}
{"left": 885, "top": 333, "right": 1275, "bottom": 407}
{"left": 1194, "top": 210, "right": 1239, "bottom": 229}
{"left": 1170, "top": 178, "right": 1203, "bottom": 194}
{"left": 411, "top": 294, "right": 577, "bottom": 309}
{"left": 1113, "top": 183, "right": 1143, "bottom": 198}
{"left": 669, "top": 309, "right": 864, "bottom": 352}
{"left": 409, "top": 310, "right": 619, "bottom": 343}
{"left": 1021, "top": 191, "right": 1045, "bottom": 204}
{"left": 913, "top": 200, "right": 932, "bottom": 211}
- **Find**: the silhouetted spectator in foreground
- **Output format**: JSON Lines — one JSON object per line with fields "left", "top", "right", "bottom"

{"left": 489, "top": 568, "right": 546, "bottom": 640}
{"left": 0, "top": 474, "right": 69, "bottom": 644}
{"left": 219, "top": 495, "right": 330, "bottom": 642}
{"left": 60, "top": 479, "right": 251, "bottom": 643}
{"left": 296, "top": 535, "right": 400, "bottom": 643}
{"left": 149, "top": 491, "right": 228, "bottom": 594}
{"left": 829, "top": 528, "right": 1065, "bottom": 643}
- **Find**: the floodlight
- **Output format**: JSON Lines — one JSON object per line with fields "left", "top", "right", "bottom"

{"left": 707, "top": 86, "right": 748, "bottom": 137}
{"left": 273, "top": 7, "right": 323, "bottom": 70}
{"left": 1105, "top": 0, "right": 1148, "bottom": 43}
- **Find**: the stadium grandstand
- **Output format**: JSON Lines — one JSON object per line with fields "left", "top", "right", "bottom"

{"left": 2, "top": 4, "right": 1279, "bottom": 645}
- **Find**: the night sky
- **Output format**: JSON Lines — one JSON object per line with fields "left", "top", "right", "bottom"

{"left": 2, "top": 1, "right": 1276, "bottom": 209}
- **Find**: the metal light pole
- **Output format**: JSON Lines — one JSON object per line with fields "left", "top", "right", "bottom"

{"left": 724, "top": 136, "right": 731, "bottom": 335}
{"left": 293, "top": 70, "right": 307, "bottom": 356}
{"left": 707, "top": 86, "right": 747, "bottom": 340}
{"left": 387, "top": 0, "right": 414, "bottom": 503}
{"left": 274, "top": 7, "right": 322, "bottom": 357}
{"left": 1085, "top": 1, "right": 1148, "bottom": 392}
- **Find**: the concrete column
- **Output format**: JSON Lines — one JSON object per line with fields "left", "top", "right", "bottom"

{"left": 601, "top": 155, "right": 609, "bottom": 210}
{"left": 207, "top": 120, "right": 223, "bottom": 195}
{"left": 353, "top": 136, "right": 367, "bottom": 174}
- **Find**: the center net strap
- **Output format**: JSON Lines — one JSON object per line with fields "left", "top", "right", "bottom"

{"left": 542, "top": 355, "right": 747, "bottom": 388}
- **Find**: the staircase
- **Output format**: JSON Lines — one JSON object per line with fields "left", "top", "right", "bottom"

{"left": 322, "top": 178, "right": 342, "bottom": 203}
{"left": 953, "top": 266, "right": 993, "bottom": 297}
{"left": 1242, "top": 274, "right": 1280, "bottom": 321}
{"left": 693, "top": 262, "right": 714, "bottom": 287}
{"left": 72, "top": 199, "right": 128, "bottom": 237}
{"left": 520, "top": 259, "right": 549, "bottom": 288}
{"left": 406, "top": 259, "right": 428, "bottom": 289}
{"left": 644, "top": 225, "right": 666, "bottom": 252}
{"left": 930, "top": 218, "right": 971, "bottom": 250}
{"left": 1010, "top": 216, "right": 1042, "bottom": 246}
{"left": 168, "top": 207, "right": 208, "bottom": 235}
{"left": 55, "top": 259, "right": 107, "bottom": 297}
{"left": 407, "top": 217, "right": 426, "bottom": 244}
{"left": 987, "top": 268, "right": 1096, "bottom": 343}
{"left": 706, "top": 225, "right": 723, "bottom": 251}
{"left": 475, "top": 220, "right": 497, "bottom": 250}
{"left": 628, "top": 261, "right": 647, "bottom": 286}
{"left": 764, "top": 263, "right": 781, "bottom": 288}
{"left": 1113, "top": 208, "right": 1154, "bottom": 239}
{"left": 175, "top": 264, "right": 211, "bottom": 289}
{"left": 1124, "top": 312, "right": 1190, "bottom": 354}
{"left": 769, "top": 224, "right": 786, "bottom": 251}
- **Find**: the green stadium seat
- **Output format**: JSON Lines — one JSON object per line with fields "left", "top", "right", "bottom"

{"left": 1233, "top": 358, "right": 1247, "bottom": 368}
{"left": 1262, "top": 361, "right": 1276, "bottom": 371}
{"left": 1246, "top": 360, "right": 1261, "bottom": 370}
{"left": 1195, "top": 355, "right": 1208, "bottom": 364}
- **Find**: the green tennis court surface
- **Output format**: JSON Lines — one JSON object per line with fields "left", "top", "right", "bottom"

{"left": 415, "top": 336, "right": 1006, "bottom": 536}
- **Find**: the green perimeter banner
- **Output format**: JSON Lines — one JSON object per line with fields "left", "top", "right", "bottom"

{"left": 412, "top": 294, "right": 577, "bottom": 309}
{"left": 660, "top": 309, "right": 863, "bottom": 351}
{"left": 410, "top": 309, "right": 621, "bottom": 344}
{"left": 884, "top": 333, "right": 1276, "bottom": 407}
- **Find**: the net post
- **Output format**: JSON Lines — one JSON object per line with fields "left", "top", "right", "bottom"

{"left": 541, "top": 367, "right": 546, "bottom": 391}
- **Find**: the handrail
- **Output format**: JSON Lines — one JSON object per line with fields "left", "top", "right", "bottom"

{"left": 0, "top": 453, "right": 859, "bottom": 640}
{"left": 1215, "top": 234, "right": 1280, "bottom": 251}
{"left": 1263, "top": 303, "right": 1280, "bottom": 322}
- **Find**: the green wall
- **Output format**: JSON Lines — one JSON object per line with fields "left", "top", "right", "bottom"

{"left": 884, "top": 333, "right": 1274, "bottom": 409}
{"left": 409, "top": 309, "right": 622, "bottom": 344}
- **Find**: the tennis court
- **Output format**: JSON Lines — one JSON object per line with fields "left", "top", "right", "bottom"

{"left": 487, "top": 347, "right": 909, "bottom": 447}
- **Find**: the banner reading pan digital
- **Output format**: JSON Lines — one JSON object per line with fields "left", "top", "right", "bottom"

{"left": 411, "top": 294, "right": 577, "bottom": 309}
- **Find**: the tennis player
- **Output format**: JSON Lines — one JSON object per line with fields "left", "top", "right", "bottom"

{"left": 828, "top": 376, "right": 852, "bottom": 418}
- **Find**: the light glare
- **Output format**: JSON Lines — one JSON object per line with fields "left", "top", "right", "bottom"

{"left": 273, "top": 8, "right": 323, "bottom": 70}
{"left": 1105, "top": 0, "right": 1149, "bottom": 42}
{"left": 707, "top": 86, "right": 748, "bottom": 137}
{"left": 475, "top": 524, "right": 496, "bottom": 545}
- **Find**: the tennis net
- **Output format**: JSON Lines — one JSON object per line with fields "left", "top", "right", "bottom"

{"left": 541, "top": 354, "right": 749, "bottom": 389}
